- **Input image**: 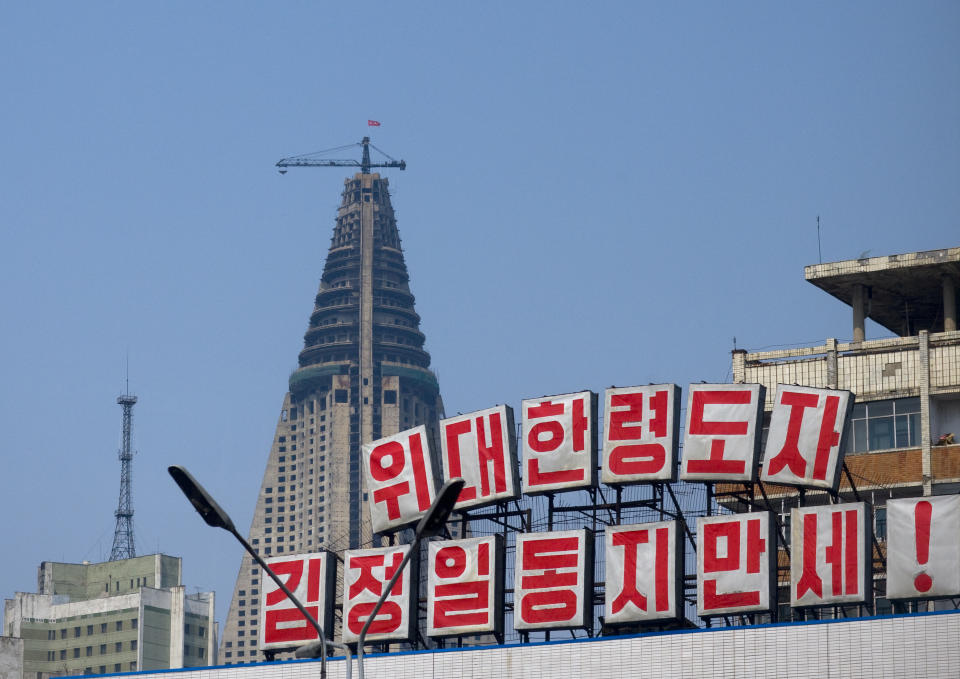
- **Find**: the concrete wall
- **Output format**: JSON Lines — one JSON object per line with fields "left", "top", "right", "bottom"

{"left": 68, "top": 610, "right": 960, "bottom": 679}
{"left": 0, "top": 637, "right": 22, "bottom": 679}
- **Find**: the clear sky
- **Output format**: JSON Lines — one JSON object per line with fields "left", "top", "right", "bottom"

{"left": 1, "top": 2, "right": 957, "bottom": 631}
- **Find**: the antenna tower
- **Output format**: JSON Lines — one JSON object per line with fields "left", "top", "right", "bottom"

{"left": 109, "top": 389, "right": 138, "bottom": 561}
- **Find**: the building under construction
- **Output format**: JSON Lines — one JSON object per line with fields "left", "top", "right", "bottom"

{"left": 218, "top": 140, "right": 444, "bottom": 664}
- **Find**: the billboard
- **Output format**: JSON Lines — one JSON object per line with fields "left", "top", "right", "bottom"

{"left": 259, "top": 551, "right": 337, "bottom": 651}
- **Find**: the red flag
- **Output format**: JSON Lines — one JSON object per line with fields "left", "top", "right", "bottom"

{"left": 368, "top": 120, "right": 381, "bottom": 127}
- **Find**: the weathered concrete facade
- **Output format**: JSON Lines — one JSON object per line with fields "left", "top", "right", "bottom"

{"left": 219, "top": 172, "right": 443, "bottom": 665}
{"left": 2, "top": 555, "right": 215, "bottom": 678}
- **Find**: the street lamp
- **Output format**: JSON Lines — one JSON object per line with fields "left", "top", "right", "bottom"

{"left": 355, "top": 477, "right": 465, "bottom": 679}
{"left": 168, "top": 465, "right": 352, "bottom": 679}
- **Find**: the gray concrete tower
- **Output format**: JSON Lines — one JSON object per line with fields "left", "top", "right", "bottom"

{"left": 219, "top": 171, "right": 443, "bottom": 664}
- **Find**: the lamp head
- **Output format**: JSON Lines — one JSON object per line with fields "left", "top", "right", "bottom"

{"left": 415, "top": 477, "right": 465, "bottom": 539}
{"left": 168, "top": 465, "right": 236, "bottom": 533}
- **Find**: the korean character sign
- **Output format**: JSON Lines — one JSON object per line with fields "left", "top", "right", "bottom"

{"left": 602, "top": 385, "right": 681, "bottom": 484}
{"left": 427, "top": 535, "right": 505, "bottom": 638}
{"left": 522, "top": 391, "right": 598, "bottom": 495}
{"left": 514, "top": 529, "right": 593, "bottom": 631}
{"left": 790, "top": 502, "right": 871, "bottom": 608}
{"left": 440, "top": 405, "right": 520, "bottom": 511}
{"left": 761, "top": 385, "right": 854, "bottom": 491}
{"left": 259, "top": 551, "right": 337, "bottom": 651}
{"left": 696, "top": 512, "right": 775, "bottom": 616}
{"left": 605, "top": 521, "right": 681, "bottom": 625}
{"left": 362, "top": 425, "right": 438, "bottom": 534}
{"left": 342, "top": 545, "right": 417, "bottom": 644}
{"left": 887, "top": 495, "right": 960, "bottom": 599}
{"left": 681, "top": 384, "right": 765, "bottom": 482}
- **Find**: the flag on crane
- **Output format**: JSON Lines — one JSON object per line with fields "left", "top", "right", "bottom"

{"left": 368, "top": 120, "right": 381, "bottom": 127}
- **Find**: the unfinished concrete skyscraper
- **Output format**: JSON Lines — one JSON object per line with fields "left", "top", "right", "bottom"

{"left": 219, "top": 166, "right": 444, "bottom": 664}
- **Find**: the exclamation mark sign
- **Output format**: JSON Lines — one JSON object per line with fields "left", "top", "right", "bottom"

{"left": 914, "top": 500, "right": 933, "bottom": 593}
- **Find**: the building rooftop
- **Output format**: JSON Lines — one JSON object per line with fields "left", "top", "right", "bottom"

{"left": 804, "top": 247, "right": 960, "bottom": 336}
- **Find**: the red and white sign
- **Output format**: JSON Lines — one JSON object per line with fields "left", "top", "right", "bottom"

{"left": 514, "top": 529, "right": 593, "bottom": 630}
{"left": 605, "top": 521, "right": 680, "bottom": 624}
{"left": 440, "top": 405, "right": 519, "bottom": 510}
{"left": 342, "top": 545, "right": 416, "bottom": 644}
{"left": 602, "top": 385, "right": 681, "bottom": 484}
{"left": 681, "top": 384, "right": 765, "bottom": 482}
{"left": 427, "top": 535, "right": 504, "bottom": 637}
{"left": 522, "top": 391, "right": 597, "bottom": 495}
{"left": 259, "top": 551, "right": 336, "bottom": 651}
{"left": 887, "top": 495, "right": 960, "bottom": 599}
{"left": 362, "top": 425, "right": 438, "bottom": 533}
{"left": 697, "top": 512, "right": 775, "bottom": 616}
{"left": 761, "top": 385, "right": 853, "bottom": 490}
{"left": 790, "top": 502, "right": 870, "bottom": 607}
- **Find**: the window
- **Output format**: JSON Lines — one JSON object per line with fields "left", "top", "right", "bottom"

{"left": 875, "top": 506, "right": 888, "bottom": 540}
{"left": 130, "top": 661, "right": 137, "bottom": 671}
{"left": 130, "top": 640, "right": 137, "bottom": 651}
{"left": 100, "top": 665, "right": 106, "bottom": 673}
{"left": 100, "top": 623, "right": 107, "bottom": 634}
{"left": 60, "top": 650, "right": 66, "bottom": 661}
{"left": 131, "top": 618, "right": 138, "bottom": 630}
{"left": 74, "top": 626, "right": 81, "bottom": 638}
{"left": 116, "top": 621, "right": 123, "bottom": 632}
{"left": 115, "top": 664, "right": 122, "bottom": 673}
{"left": 87, "top": 625, "right": 94, "bottom": 635}
{"left": 100, "top": 644, "right": 106, "bottom": 654}
{"left": 184, "top": 624, "right": 191, "bottom": 635}
{"left": 86, "top": 646, "right": 93, "bottom": 657}
{"left": 74, "top": 648, "right": 81, "bottom": 658}
{"left": 115, "top": 642, "right": 122, "bottom": 653}
{"left": 847, "top": 397, "right": 921, "bottom": 452}
{"left": 199, "top": 626, "right": 205, "bottom": 637}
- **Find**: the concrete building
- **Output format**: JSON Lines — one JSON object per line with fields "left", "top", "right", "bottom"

{"left": 2, "top": 554, "right": 216, "bottom": 678}
{"left": 219, "top": 171, "right": 444, "bottom": 664}
{"left": 721, "top": 246, "right": 960, "bottom": 614}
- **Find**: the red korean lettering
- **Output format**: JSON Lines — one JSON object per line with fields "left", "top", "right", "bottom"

{"left": 347, "top": 602, "right": 402, "bottom": 635}
{"left": 265, "top": 606, "right": 320, "bottom": 643}
{"left": 476, "top": 412, "right": 507, "bottom": 496}
{"left": 527, "top": 402, "right": 566, "bottom": 452}
{"left": 265, "top": 559, "right": 304, "bottom": 606}
{"left": 608, "top": 391, "right": 668, "bottom": 476}
{"left": 796, "top": 513, "right": 823, "bottom": 599}
{"left": 766, "top": 391, "right": 818, "bottom": 477}
{"left": 686, "top": 389, "right": 751, "bottom": 475}
{"left": 444, "top": 419, "right": 477, "bottom": 502}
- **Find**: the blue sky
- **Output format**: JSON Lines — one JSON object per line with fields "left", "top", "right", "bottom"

{"left": 1, "top": 2, "right": 957, "bottom": 630}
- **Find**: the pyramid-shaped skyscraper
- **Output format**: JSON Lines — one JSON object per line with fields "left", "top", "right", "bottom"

{"left": 219, "top": 167, "right": 444, "bottom": 664}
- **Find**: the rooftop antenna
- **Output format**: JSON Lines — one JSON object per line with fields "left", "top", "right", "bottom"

{"left": 817, "top": 215, "right": 822, "bottom": 264}
{"left": 109, "top": 360, "right": 138, "bottom": 561}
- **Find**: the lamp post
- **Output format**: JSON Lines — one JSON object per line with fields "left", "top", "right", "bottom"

{"left": 168, "top": 465, "right": 353, "bottom": 679}
{"left": 355, "top": 477, "right": 464, "bottom": 679}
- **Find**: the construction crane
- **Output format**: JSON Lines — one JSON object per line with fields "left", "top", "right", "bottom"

{"left": 276, "top": 137, "right": 406, "bottom": 175}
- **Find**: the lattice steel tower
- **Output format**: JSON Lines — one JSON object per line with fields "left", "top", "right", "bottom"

{"left": 109, "top": 392, "right": 138, "bottom": 561}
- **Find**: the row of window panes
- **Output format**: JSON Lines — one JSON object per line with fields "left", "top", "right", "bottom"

{"left": 47, "top": 640, "right": 136, "bottom": 659}
{"left": 52, "top": 619, "right": 137, "bottom": 639}
{"left": 846, "top": 397, "right": 921, "bottom": 453}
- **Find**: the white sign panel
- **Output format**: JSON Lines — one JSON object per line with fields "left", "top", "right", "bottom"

{"left": 761, "top": 385, "right": 853, "bottom": 490}
{"left": 681, "top": 384, "right": 765, "bottom": 482}
{"left": 362, "top": 425, "right": 438, "bottom": 533}
{"left": 790, "top": 502, "right": 871, "bottom": 607}
{"left": 259, "top": 551, "right": 336, "bottom": 651}
{"left": 887, "top": 495, "right": 960, "bottom": 599}
{"left": 697, "top": 512, "right": 775, "bottom": 616}
{"left": 602, "top": 385, "right": 681, "bottom": 484}
{"left": 605, "top": 521, "right": 681, "bottom": 624}
{"left": 427, "top": 535, "right": 505, "bottom": 638}
{"left": 440, "top": 405, "right": 519, "bottom": 510}
{"left": 514, "top": 529, "right": 593, "bottom": 630}
{"left": 522, "top": 391, "right": 597, "bottom": 494}
{"left": 342, "top": 545, "right": 416, "bottom": 644}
